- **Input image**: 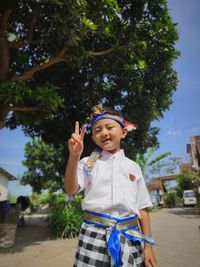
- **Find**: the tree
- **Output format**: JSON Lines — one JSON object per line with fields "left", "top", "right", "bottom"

{"left": 176, "top": 169, "right": 200, "bottom": 199}
{"left": 149, "top": 156, "right": 182, "bottom": 177}
{"left": 0, "top": 0, "right": 179, "bottom": 157}
{"left": 135, "top": 146, "right": 171, "bottom": 177}
{"left": 20, "top": 138, "right": 66, "bottom": 193}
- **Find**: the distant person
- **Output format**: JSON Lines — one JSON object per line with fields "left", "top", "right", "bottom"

{"left": 65, "top": 104, "right": 158, "bottom": 267}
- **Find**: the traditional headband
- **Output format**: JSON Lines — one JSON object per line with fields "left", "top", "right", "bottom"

{"left": 88, "top": 114, "right": 136, "bottom": 132}
{"left": 89, "top": 114, "right": 126, "bottom": 128}
{"left": 88, "top": 104, "right": 137, "bottom": 131}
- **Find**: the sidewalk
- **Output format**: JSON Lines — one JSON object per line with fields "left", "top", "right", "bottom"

{"left": 0, "top": 207, "right": 200, "bottom": 267}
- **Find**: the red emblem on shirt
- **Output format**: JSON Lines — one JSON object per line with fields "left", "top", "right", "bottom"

{"left": 129, "top": 174, "right": 136, "bottom": 182}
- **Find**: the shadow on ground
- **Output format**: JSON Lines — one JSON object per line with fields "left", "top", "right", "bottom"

{"left": 0, "top": 214, "right": 55, "bottom": 254}
{"left": 166, "top": 207, "right": 200, "bottom": 218}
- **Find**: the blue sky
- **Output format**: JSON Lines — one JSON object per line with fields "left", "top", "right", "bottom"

{"left": 152, "top": 0, "right": 200, "bottom": 160}
{"left": 0, "top": 0, "right": 200, "bottom": 196}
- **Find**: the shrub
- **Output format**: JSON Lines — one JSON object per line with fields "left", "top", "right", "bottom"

{"left": 47, "top": 193, "right": 83, "bottom": 238}
{"left": 164, "top": 191, "right": 176, "bottom": 208}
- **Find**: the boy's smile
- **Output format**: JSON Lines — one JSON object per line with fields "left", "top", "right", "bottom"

{"left": 91, "top": 118, "right": 128, "bottom": 153}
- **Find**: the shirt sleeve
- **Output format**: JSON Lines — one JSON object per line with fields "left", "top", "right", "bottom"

{"left": 136, "top": 164, "right": 153, "bottom": 210}
{"left": 77, "top": 157, "right": 90, "bottom": 192}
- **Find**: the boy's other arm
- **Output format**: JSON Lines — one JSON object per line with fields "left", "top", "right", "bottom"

{"left": 139, "top": 208, "right": 158, "bottom": 267}
{"left": 64, "top": 122, "right": 86, "bottom": 195}
{"left": 138, "top": 208, "right": 152, "bottom": 237}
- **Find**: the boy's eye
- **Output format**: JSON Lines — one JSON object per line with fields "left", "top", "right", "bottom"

{"left": 93, "top": 129, "right": 101, "bottom": 134}
{"left": 107, "top": 126, "right": 114, "bottom": 130}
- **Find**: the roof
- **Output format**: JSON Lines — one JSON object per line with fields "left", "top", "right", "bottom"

{"left": 0, "top": 167, "right": 16, "bottom": 181}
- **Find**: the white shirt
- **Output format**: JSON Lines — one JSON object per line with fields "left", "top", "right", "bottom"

{"left": 78, "top": 149, "right": 152, "bottom": 218}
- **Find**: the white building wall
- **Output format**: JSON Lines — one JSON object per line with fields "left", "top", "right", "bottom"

{"left": 0, "top": 173, "right": 9, "bottom": 201}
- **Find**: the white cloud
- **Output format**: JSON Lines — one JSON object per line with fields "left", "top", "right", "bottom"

{"left": 167, "top": 129, "right": 183, "bottom": 136}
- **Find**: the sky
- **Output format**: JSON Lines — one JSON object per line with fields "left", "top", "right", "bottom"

{"left": 0, "top": 0, "right": 200, "bottom": 196}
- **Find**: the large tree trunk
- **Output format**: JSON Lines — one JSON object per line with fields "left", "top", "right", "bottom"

{"left": 0, "top": 9, "right": 12, "bottom": 80}
{"left": 0, "top": 9, "right": 12, "bottom": 129}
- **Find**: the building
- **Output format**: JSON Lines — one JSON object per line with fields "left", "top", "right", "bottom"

{"left": 147, "top": 175, "right": 177, "bottom": 207}
{"left": 187, "top": 135, "right": 200, "bottom": 171}
{"left": 0, "top": 167, "right": 16, "bottom": 201}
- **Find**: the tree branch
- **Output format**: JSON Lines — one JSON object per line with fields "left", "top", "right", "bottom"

{"left": 12, "top": 47, "right": 68, "bottom": 81}
{"left": 89, "top": 47, "right": 113, "bottom": 56}
{"left": 11, "top": 45, "right": 126, "bottom": 81}
{"left": 0, "top": 8, "right": 12, "bottom": 34}
{"left": 9, "top": 106, "right": 40, "bottom": 112}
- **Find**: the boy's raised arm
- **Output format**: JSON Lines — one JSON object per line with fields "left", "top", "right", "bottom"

{"left": 64, "top": 121, "right": 86, "bottom": 195}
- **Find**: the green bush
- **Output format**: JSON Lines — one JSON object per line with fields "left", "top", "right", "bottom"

{"left": 47, "top": 193, "right": 83, "bottom": 238}
{"left": 7, "top": 193, "right": 17, "bottom": 204}
{"left": 164, "top": 192, "right": 176, "bottom": 208}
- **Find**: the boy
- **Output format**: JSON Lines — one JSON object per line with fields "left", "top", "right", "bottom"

{"left": 65, "top": 105, "right": 158, "bottom": 267}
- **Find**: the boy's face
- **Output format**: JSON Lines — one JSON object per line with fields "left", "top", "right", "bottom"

{"left": 91, "top": 118, "right": 128, "bottom": 154}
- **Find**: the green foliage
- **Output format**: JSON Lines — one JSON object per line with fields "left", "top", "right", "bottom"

{"left": 29, "top": 192, "right": 48, "bottom": 209}
{"left": 164, "top": 191, "right": 176, "bottom": 208}
{"left": 149, "top": 157, "right": 181, "bottom": 177}
{"left": 135, "top": 146, "right": 171, "bottom": 176}
{"left": 20, "top": 139, "right": 65, "bottom": 193}
{"left": 0, "top": 0, "right": 179, "bottom": 158}
{"left": 176, "top": 169, "right": 200, "bottom": 198}
{"left": 47, "top": 193, "right": 83, "bottom": 238}
{"left": 7, "top": 193, "right": 17, "bottom": 204}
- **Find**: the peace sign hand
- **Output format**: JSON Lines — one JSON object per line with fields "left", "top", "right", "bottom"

{"left": 68, "top": 121, "right": 87, "bottom": 157}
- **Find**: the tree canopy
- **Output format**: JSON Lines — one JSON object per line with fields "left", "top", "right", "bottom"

{"left": 21, "top": 138, "right": 65, "bottom": 193}
{"left": 0, "top": 0, "right": 179, "bottom": 158}
{"left": 176, "top": 169, "right": 200, "bottom": 198}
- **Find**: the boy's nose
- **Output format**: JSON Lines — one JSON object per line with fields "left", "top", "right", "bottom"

{"left": 101, "top": 128, "right": 109, "bottom": 136}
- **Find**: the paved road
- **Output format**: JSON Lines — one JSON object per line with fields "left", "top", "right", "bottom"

{"left": 151, "top": 207, "right": 200, "bottom": 267}
{"left": 0, "top": 207, "right": 200, "bottom": 267}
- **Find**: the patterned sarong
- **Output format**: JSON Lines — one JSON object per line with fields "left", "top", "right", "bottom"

{"left": 74, "top": 222, "right": 145, "bottom": 267}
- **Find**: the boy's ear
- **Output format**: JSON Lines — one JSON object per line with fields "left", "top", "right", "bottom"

{"left": 121, "top": 127, "right": 128, "bottom": 139}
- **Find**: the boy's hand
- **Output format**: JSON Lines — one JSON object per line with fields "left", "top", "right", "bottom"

{"left": 68, "top": 121, "right": 87, "bottom": 157}
{"left": 144, "top": 245, "right": 158, "bottom": 267}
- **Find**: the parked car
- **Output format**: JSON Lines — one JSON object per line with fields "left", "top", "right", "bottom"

{"left": 183, "top": 190, "right": 197, "bottom": 207}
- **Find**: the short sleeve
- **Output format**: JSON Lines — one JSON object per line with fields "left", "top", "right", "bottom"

{"left": 136, "top": 165, "right": 153, "bottom": 210}
{"left": 77, "top": 157, "right": 90, "bottom": 192}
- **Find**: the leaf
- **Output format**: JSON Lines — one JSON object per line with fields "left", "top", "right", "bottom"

{"left": 81, "top": 16, "right": 97, "bottom": 30}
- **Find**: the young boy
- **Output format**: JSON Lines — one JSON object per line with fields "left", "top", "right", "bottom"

{"left": 65, "top": 105, "right": 158, "bottom": 267}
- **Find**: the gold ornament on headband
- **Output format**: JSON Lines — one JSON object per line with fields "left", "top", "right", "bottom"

{"left": 88, "top": 104, "right": 103, "bottom": 122}
{"left": 93, "top": 104, "right": 103, "bottom": 116}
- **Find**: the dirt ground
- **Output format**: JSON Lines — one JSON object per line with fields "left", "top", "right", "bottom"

{"left": 1, "top": 208, "right": 200, "bottom": 267}
{"left": 0, "top": 214, "right": 78, "bottom": 267}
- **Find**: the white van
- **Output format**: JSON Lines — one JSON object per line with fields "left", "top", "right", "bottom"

{"left": 183, "top": 190, "right": 197, "bottom": 207}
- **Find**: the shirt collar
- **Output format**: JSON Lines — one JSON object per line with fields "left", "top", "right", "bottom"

{"left": 100, "top": 149, "right": 125, "bottom": 160}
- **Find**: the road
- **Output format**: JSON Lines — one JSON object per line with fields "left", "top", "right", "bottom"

{"left": 151, "top": 207, "right": 200, "bottom": 267}
{"left": 0, "top": 207, "right": 200, "bottom": 267}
